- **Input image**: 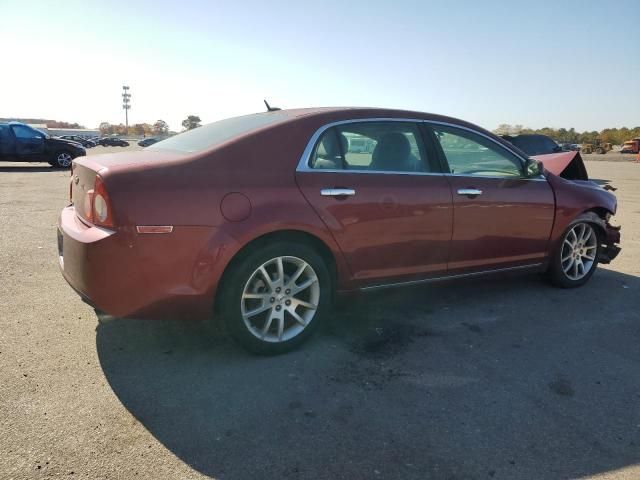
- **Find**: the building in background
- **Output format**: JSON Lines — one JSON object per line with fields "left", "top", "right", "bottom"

{"left": 27, "top": 125, "right": 100, "bottom": 138}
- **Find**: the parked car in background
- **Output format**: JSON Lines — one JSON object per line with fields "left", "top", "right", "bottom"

{"left": 138, "top": 137, "right": 159, "bottom": 147}
{"left": 58, "top": 108, "right": 621, "bottom": 354}
{"left": 500, "top": 134, "right": 562, "bottom": 156}
{"left": 59, "top": 135, "right": 96, "bottom": 148}
{"left": 559, "top": 143, "right": 580, "bottom": 152}
{"left": 0, "top": 121, "right": 85, "bottom": 168}
{"left": 98, "top": 137, "right": 129, "bottom": 147}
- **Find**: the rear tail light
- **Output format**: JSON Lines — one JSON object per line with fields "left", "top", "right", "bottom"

{"left": 92, "top": 176, "right": 114, "bottom": 227}
{"left": 82, "top": 175, "right": 114, "bottom": 227}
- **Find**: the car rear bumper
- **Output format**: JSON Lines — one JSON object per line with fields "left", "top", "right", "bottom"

{"left": 58, "top": 205, "right": 225, "bottom": 320}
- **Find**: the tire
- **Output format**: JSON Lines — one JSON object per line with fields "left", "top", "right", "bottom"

{"left": 219, "top": 241, "right": 332, "bottom": 354}
{"left": 50, "top": 151, "right": 73, "bottom": 169}
{"left": 547, "top": 218, "right": 601, "bottom": 288}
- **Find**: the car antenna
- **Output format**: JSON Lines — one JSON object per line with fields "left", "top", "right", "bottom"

{"left": 264, "top": 99, "right": 281, "bottom": 112}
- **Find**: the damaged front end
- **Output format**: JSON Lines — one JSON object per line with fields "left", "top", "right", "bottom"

{"left": 532, "top": 151, "right": 589, "bottom": 180}
{"left": 599, "top": 222, "right": 621, "bottom": 264}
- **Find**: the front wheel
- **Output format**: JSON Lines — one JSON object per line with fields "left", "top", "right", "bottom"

{"left": 548, "top": 220, "right": 600, "bottom": 288}
{"left": 219, "top": 241, "right": 332, "bottom": 354}
{"left": 50, "top": 151, "right": 73, "bottom": 169}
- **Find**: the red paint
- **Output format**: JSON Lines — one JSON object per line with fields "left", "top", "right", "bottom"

{"left": 57, "top": 107, "right": 621, "bottom": 320}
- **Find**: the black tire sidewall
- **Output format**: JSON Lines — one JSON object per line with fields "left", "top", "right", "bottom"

{"left": 549, "top": 219, "right": 601, "bottom": 288}
{"left": 219, "top": 241, "right": 332, "bottom": 355}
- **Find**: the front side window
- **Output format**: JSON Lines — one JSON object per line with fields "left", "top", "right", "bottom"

{"left": 12, "top": 125, "right": 42, "bottom": 140}
{"left": 432, "top": 125, "right": 523, "bottom": 178}
{"left": 310, "top": 121, "right": 429, "bottom": 173}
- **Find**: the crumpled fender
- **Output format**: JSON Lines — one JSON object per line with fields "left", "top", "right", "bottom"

{"left": 532, "top": 151, "right": 588, "bottom": 180}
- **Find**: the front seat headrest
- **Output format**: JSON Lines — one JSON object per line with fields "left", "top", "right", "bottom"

{"left": 371, "top": 132, "right": 411, "bottom": 170}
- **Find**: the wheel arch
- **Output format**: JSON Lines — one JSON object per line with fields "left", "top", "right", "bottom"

{"left": 580, "top": 208, "right": 610, "bottom": 240}
{"left": 213, "top": 229, "right": 339, "bottom": 314}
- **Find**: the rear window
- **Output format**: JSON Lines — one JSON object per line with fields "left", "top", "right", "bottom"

{"left": 147, "top": 112, "right": 289, "bottom": 153}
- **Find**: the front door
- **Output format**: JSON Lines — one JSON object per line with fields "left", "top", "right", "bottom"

{"left": 296, "top": 120, "right": 453, "bottom": 286}
{"left": 428, "top": 123, "right": 555, "bottom": 273}
{"left": 11, "top": 124, "right": 46, "bottom": 161}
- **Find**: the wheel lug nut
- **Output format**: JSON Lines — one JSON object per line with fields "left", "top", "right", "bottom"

{"left": 270, "top": 297, "right": 275, "bottom": 303}
{"left": 285, "top": 300, "right": 291, "bottom": 306}
{"left": 285, "top": 289, "right": 291, "bottom": 295}
{"left": 275, "top": 305, "right": 282, "bottom": 311}
{"left": 275, "top": 287, "right": 281, "bottom": 293}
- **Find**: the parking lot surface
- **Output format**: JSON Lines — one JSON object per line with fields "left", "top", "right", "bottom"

{"left": 1, "top": 150, "right": 639, "bottom": 479}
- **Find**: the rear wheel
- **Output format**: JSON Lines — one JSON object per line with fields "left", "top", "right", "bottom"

{"left": 50, "top": 151, "right": 73, "bottom": 169}
{"left": 219, "top": 241, "right": 331, "bottom": 354}
{"left": 548, "top": 220, "right": 600, "bottom": 288}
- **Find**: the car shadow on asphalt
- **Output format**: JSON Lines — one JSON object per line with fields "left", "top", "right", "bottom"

{"left": 96, "top": 268, "right": 640, "bottom": 480}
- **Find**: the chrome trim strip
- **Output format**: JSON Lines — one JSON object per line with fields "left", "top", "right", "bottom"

{"left": 298, "top": 168, "right": 446, "bottom": 177}
{"left": 359, "top": 263, "right": 544, "bottom": 292}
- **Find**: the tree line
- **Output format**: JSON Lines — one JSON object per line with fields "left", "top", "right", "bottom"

{"left": 494, "top": 124, "right": 640, "bottom": 145}
{"left": 99, "top": 115, "right": 202, "bottom": 137}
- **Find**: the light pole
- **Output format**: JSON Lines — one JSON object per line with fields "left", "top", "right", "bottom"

{"left": 122, "top": 85, "right": 131, "bottom": 129}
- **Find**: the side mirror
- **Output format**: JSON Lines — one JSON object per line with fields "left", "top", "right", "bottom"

{"left": 525, "top": 158, "right": 543, "bottom": 177}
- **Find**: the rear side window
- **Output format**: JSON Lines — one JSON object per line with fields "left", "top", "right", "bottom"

{"left": 310, "top": 121, "right": 430, "bottom": 173}
{"left": 148, "top": 112, "right": 289, "bottom": 153}
{"left": 432, "top": 125, "right": 523, "bottom": 178}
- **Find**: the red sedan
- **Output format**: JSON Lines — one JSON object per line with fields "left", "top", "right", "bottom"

{"left": 58, "top": 108, "right": 621, "bottom": 354}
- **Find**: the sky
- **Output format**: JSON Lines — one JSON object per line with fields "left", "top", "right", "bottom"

{"left": 0, "top": 0, "right": 638, "bottom": 132}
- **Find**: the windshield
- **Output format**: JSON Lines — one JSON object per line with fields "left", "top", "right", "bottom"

{"left": 147, "top": 112, "right": 289, "bottom": 153}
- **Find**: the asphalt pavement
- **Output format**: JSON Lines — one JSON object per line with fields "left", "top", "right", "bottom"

{"left": 1, "top": 153, "right": 639, "bottom": 479}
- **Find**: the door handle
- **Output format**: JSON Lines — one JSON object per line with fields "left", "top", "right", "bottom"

{"left": 457, "top": 188, "right": 483, "bottom": 196}
{"left": 321, "top": 188, "right": 356, "bottom": 197}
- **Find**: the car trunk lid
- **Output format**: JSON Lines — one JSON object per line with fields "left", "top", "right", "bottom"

{"left": 71, "top": 150, "right": 186, "bottom": 224}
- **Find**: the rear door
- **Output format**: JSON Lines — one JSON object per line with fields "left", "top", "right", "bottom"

{"left": 296, "top": 120, "right": 453, "bottom": 286}
{"left": 427, "top": 122, "right": 555, "bottom": 273}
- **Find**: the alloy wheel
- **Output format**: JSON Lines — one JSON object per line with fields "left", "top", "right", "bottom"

{"left": 56, "top": 152, "right": 72, "bottom": 168}
{"left": 241, "top": 256, "right": 320, "bottom": 343}
{"left": 561, "top": 223, "right": 597, "bottom": 281}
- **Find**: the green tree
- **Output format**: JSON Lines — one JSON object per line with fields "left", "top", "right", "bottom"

{"left": 99, "top": 122, "right": 111, "bottom": 135}
{"left": 133, "top": 124, "right": 145, "bottom": 136}
{"left": 181, "top": 115, "right": 201, "bottom": 130}
{"left": 153, "top": 120, "right": 169, "bottom": 136}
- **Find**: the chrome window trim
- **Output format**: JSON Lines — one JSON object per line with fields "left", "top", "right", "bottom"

{"left": 295, "top": 117, "right": 547, "bottom": 182}
{"left": 296, "top": 117, "right": 427, "bottom": 174}
{"left": 295, "top": 168, "right": 446, "bottom": 177}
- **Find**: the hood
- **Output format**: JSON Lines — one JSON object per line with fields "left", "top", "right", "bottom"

{"left": 49, "top": 137, "right": 84, "bottom": 149}
{"left": 531, "top": 151, "right": 588, "bottom": 180}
